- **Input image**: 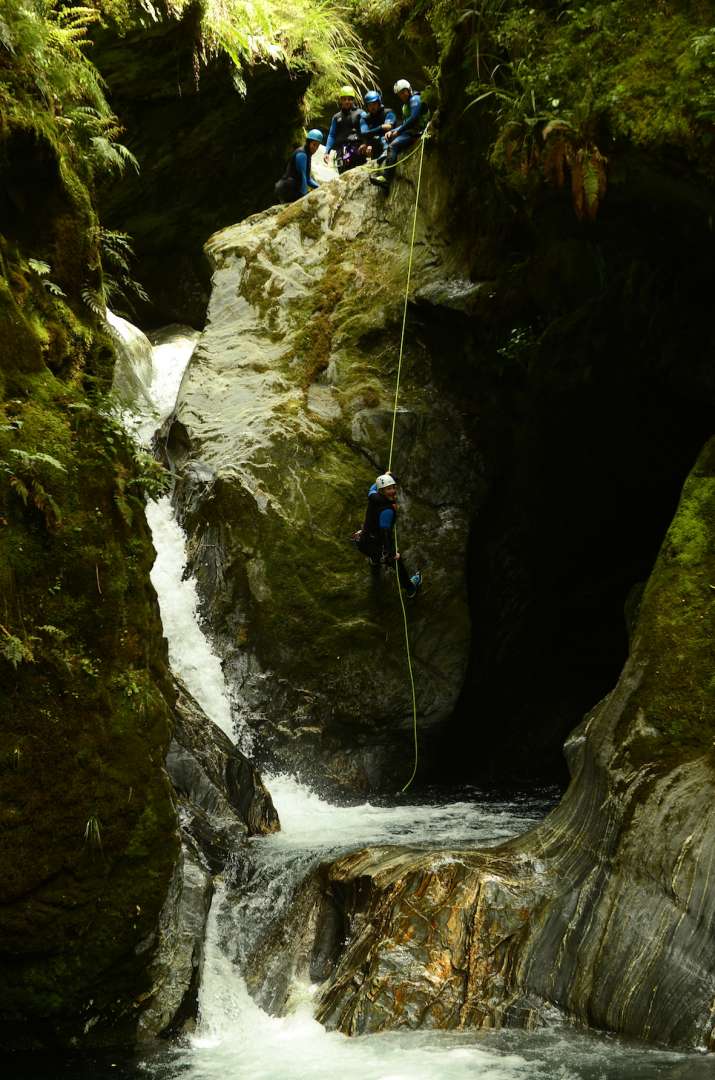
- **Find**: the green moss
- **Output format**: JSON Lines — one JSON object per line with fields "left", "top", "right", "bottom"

{"left": 0, "top": 30, "right": 179, "bottom": 1033}
{"left": 617, "top": 438, "right": 715, "bottom": 765}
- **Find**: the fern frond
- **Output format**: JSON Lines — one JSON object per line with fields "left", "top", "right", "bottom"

{"left": 28, "top": 258, "right": 51, "bottom": 276}
{"left": 89, "top": 136, "right": 139, "bottom": 175}
{"left": 9, "top": 449, "right": 67, "bottom": 472}
{"left": 43, "top": 279, "right": 67, "bottom": 297}
{"left": 8, "top": 475, "right": 29, "bottom": 505}
{"left": 81, "top": 286, "right": 106, "bottom": 319}
{"left": 580, "top": 146, "right": 608, "bottom": 220}
{"left": 0, "top": 15, "right": 15, "bottom": 53}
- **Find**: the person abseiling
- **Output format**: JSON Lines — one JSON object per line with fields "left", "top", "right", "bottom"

{"left": 274, "top": 129, "right": 323, "bottom": 203}
{"left": 355, "top": 473, "right": 422, "bottom": 597}
{"left": 324, "top": 86, "right": 362, "bottom": 174}
{"left": 370, "top": 79, "right": 429, "bottom": 191}
{"left": 359, "top": 90, "right": 396, "bottom": 161}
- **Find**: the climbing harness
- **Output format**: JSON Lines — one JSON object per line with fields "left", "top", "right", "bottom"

{"left": 386, "top": 133, "right": 427, "bottom": 793}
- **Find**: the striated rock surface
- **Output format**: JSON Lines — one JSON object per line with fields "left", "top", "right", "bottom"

{"left": 168, "top": 676, "right": 279, "bottom": 870}
{"left": 168, "top": 160, "right": 483, "bottom": 795}
{"left": 261, "top": 440, "right": 715, "bottom": 1049}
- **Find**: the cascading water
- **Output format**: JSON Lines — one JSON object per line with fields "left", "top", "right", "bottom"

{"left": 108, "top": 318, "right": 710, "bottom": 1080}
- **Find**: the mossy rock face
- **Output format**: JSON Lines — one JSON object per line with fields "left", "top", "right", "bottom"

{"left": 0, "top": 371, "right": 181, "bottom": 1046}
{"left": 169, "top": 160, "right": 483, "bottom": 795}
{"left": 0, "top": 133, "right": 180, "bottom": 1045}
{"left": 262, "top": 441, "right": 715, "bottom": 1050}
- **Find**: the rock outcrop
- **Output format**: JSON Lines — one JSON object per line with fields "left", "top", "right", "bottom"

{"left": 248, "top": 440, "right": 715, "bottom": 1049}
{"left": 168, "top": 676, "right": 279, "bottom": 871}
{"left": 168, "top": 160, "right": 483, "bottom": 795}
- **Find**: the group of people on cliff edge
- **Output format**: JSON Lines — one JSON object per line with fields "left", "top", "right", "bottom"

{"left": 274, "top": 79, "right": 429, "bottom": 203}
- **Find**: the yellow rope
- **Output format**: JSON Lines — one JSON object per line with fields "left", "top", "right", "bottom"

{"left": 385, "top": 135, "right": 427, "bottom": 793}
{"left": 369, "top": 134, "right": 426, "bottom": 175}
{"left": 388, "top": 135, "right": 426, "bottom": 473}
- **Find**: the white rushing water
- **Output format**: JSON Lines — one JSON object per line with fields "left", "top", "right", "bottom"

{"left": 113, "top": 320, "right": 240, "bottom": 744}
{"left": 116, "top": 325, "right": 708, "bottom": 1080}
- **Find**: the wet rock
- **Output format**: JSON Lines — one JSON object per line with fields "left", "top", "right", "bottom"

{"left": 168, "top": 678, "right": 279, "bottom": 871}
{"left": 279, "top": 441, "right": 715, "bottom": 1049}
{"left": 136, "top": 837, "right": 212, "bottom": 1039}
{"left": 169, "top": 158, "right": 485, "bottom": 795}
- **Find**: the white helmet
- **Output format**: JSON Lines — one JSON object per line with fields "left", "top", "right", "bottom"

{"left": 393, "top": 79, "right": 411, "bottom": 94}
{"left": 375, "top": 473, "right": 397, "bottom": 490}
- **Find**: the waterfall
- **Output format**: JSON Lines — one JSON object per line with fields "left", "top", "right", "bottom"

{"left": 112, "top": 318, "right": 241, "bottom": 744}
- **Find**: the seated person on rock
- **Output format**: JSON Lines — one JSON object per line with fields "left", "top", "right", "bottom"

{"left": 359, "top": 90, "right": 396, "bottom": 161}
{"left": 371, "top": 79, "right": 429, "bottom": 191}
{"left": 324, "top": 86, "right": 362, "bottom": 174}
{"left": 354, "top": 473, "right": 422, "bottom": 598}
{"left": 274, "top": 129, "right": 323, "bottom": 203}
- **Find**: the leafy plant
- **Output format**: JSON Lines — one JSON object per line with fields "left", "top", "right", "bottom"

{"left": 1, "top": 449, "right": 66, "bottom": 528}
{"left": 0, "top": 625, "right": 36, "bottom": 669}
{"left": 91, "top": 0, "right": 376, "bottom": 111}
{"left": 458, "top": 1, "right": 715, "bottom": 212}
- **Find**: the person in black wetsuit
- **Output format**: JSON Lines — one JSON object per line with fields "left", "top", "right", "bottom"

{"left": 324, "top": 86, "right": 362, "bottom": 174}
{"left": 356, "top": 473, "right": 422, "bottom": 597}
{"left": 274, "top": 129, "right": 323, "bottom": 203}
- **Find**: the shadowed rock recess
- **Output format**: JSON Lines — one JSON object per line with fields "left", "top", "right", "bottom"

{"left": 255, "top": 440, "right": 715, "bottom": 1048}
{"left": 93, "top": 7, "right": 308, "bottom": 327}
{"left": 168, "top": 162, "right": 482, "bottom": 795}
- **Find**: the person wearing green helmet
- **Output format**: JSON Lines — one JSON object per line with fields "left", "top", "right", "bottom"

{"left": 274, "top": 129, "right": 323, "bottom": 203}
{"left": 324, "top": 86, "right": 362, "bottom": 174}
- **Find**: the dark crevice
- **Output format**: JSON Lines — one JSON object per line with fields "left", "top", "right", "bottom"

{"left": 417, "top": 183, "right": 715, "bottom": 786}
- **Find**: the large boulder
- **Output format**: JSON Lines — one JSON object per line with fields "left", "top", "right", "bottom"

{"left": 167, "top": 159, "right": 483, "bottom": 795}
{"left": 253, "top": 439, "right": 715, "bottom": 1049}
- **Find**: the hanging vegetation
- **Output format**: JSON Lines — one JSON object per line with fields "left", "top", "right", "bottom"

{"left": 87, "top": 0, "right": 375, "bottom": 109}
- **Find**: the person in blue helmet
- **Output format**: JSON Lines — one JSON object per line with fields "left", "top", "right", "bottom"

{"left": 355, "top": 472, "right": 422, "bottom": 597}
{"left": 274, "top": 129, "right": 323, "bottom": 203}
{"left": 324, "top": 86, "right": 362, "bottom": 174}
{"left": 359, "top": 90, "right": 396, "bottom": 161}
{"left": 370, "top": 79, "right": 429, "bottom": 191}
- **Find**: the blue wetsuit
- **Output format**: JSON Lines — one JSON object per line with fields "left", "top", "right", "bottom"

{"left": 294, "top": 149, "right": 319, "bottom": 196}
{"left": 382, "top": 92, "right": 428, "bottom": 184}
{"left": 275, "top": 144, "right": 319, "bottom": 203}
{"left": 359, "top": 106, "right": 397, "bottom": 158}
{"left": 325, "top": 108, "right": 361, "bottom": 154}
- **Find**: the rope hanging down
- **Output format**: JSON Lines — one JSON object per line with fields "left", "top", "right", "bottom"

{"left": 387, "top": 134, "right": 427, "bottom": 793}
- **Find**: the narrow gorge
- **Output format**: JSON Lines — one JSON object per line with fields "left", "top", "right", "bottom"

{"left": 1, "top": 1, "right": 714, "bottom": 1077}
